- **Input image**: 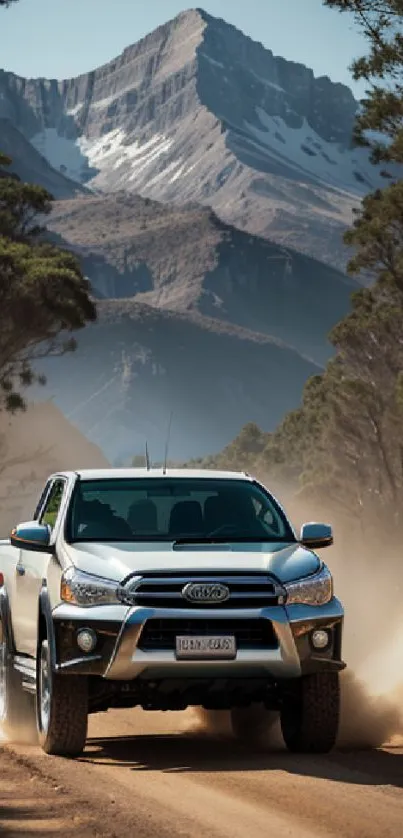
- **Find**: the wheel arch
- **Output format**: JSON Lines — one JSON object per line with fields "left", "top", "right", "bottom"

{"left": 38, "top": 585, "right": 57, "bottom": 671}
{"left": 0, "top": 583, "right": 15, "bottom": 654}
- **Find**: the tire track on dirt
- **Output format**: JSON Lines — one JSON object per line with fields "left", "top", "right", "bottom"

{"left": 1, "top": 709, "right": 402, "bottom": 838}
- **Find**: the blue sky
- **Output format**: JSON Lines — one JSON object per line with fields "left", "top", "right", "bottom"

{"left": 1, "top": 0, "right": 367, "bottom": 95}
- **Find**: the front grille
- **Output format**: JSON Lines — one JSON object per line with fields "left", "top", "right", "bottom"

{"left": 138, "top": 618, "right": 277, "bottom": 651}
{"left": 121, "top": 572, "right": 282, "bottom": 608}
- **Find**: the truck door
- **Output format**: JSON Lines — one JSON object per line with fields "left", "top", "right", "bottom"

{"left": 12, "top": 478, "right": 66, "bottom": 656}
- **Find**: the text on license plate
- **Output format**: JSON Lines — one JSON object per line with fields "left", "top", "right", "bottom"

{"left": 175, "top": 635, "right": 236, "bottom": 659}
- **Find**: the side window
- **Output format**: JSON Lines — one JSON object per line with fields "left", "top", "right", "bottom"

{"left": 40, "top": 480, "right": 65, "bottom": 531}
{"left": 33, "top": 480, "right": 52, "bottom": 521}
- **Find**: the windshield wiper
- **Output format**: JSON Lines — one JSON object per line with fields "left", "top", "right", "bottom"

{"left": 172, "top": 536, "right": 290, "bottom": 546}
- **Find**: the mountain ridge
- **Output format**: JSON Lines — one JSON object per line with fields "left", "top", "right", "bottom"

{"left": 0, "top": 7, "right": 382, "bottom": 268}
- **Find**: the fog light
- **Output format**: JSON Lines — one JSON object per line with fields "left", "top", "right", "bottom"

{"left": 311, "top": 629, "right": 330, "bottom": 650}
{"left": 76, "top": 628, "right": 97, "bottom": 653}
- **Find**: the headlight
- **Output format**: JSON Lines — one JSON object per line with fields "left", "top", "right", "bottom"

{"left": 60, "top": 567, "right": 120, "bottom": 607}
{"left": 284, "top": 565, "right": 333, "bottom": 606}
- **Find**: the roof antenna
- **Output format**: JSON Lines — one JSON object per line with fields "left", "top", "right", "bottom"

{"left": 145, "top": 441, "right": 151, "bottom": 471}
{"left": 163, "top": 411, "right": 173, "bottom": 475}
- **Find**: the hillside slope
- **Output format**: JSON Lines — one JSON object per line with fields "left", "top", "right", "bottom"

{"left": 35, "top": 300, "right": 320, "bottom": 463}
{"left": 49, "top": 192, "right": 358, "bottom": 364}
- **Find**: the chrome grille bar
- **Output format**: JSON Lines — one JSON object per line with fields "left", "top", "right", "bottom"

{"left": 120, "top": 574, "right": 284, "bottom": 607}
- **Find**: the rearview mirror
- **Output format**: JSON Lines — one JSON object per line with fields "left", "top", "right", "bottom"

{"left": 10, "top": 521, "right": 54, "bottom": 553}
{"left": 300, "top": 522, "right": 333, "bottom": 550}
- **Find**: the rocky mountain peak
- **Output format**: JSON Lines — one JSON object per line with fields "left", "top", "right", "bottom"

{"left": 0, "top": 8, "right": 383, "bottom": 267}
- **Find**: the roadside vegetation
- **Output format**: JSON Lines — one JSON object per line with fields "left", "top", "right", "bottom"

{"left": 192, "top": 1, "right": 403, "bottom": 548}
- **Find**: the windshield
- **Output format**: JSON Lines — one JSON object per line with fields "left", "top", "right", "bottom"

{"left": 67, "top": 477, "right": 295, "bottom": 543}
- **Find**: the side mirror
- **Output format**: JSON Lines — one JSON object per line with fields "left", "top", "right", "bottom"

{"left": 10, "top": 521, "right": 54, "bottom": 553}
{"left": 300, "top": 522, "right": 333, "bottom": 550}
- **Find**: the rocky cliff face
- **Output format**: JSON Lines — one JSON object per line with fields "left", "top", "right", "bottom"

{"left": 0, "top": 8, "right": 385, "bottom": 267}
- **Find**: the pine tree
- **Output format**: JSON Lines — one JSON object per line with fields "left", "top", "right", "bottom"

{"left": 0, "top": 157, "right": 96, "bottom": 412}
{"left": 324, "top": 1, "right": 403, "bottom": 165}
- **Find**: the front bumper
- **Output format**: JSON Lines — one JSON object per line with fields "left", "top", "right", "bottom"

{"left": 51, "top": 597, "right": 345, "bottom": 681}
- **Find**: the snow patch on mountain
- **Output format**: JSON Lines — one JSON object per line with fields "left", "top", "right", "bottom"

{"left": 244, "top": 108, "right": 377, "bottom": 194}
{"left": 90, "top": 86, "right": 138, "bottom": 111}
{"left": 31, "top": 128, "right": 87, "bottom": 181}
{"left": 30, "top": 126, "right": 176, "bottom": 186}
{"left": 31, "top": 109, "right": 377, "bottom": 206}
{"left": 67, "top": 103, "right": 83, "bottom": 117}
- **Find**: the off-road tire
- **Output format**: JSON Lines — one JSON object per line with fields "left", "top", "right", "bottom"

{"left": 231, "top": 704, "right": 278, "bottom": 745}
{"left": 37, "top": 639, "right": 88, "bottom": 757}
{"left": 280, "top": 671, "right": 340, "bottom": 754}
{"left": 0, "top": 619, "right": 37, "bottom": 743}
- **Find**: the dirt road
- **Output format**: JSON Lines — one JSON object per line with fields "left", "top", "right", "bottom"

{"left": 1, "top": 708, "right": 402, "bottom": 838}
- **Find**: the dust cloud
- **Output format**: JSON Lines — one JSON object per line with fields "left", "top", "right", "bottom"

{"left": 327, "top": 518, "right": 403, "bottom": 749}
{"left": 337, "top": 670, "right": 403, "bottom": 749}
{"left": 184, "top": 624, "right": 403, "bottom": 752}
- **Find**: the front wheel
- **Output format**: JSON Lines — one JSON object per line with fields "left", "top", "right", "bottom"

{"left": 280, "top": 671, "right": 340, "bottom": 754}
{"left": 36, "top": 639, "right": 88, "bottom": 757}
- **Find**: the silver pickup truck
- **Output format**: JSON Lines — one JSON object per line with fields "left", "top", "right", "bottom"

{"left": 0, "top": 468, "right": 345, "bottom": 757}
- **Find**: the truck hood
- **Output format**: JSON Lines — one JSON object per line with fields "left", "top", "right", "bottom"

{"left": 62, "top": 540, "right": 321, "bottom": 585}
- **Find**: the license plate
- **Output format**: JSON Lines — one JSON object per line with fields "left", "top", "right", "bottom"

{"left": 175, "top": 635, "right": 236, "bottom": 659}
